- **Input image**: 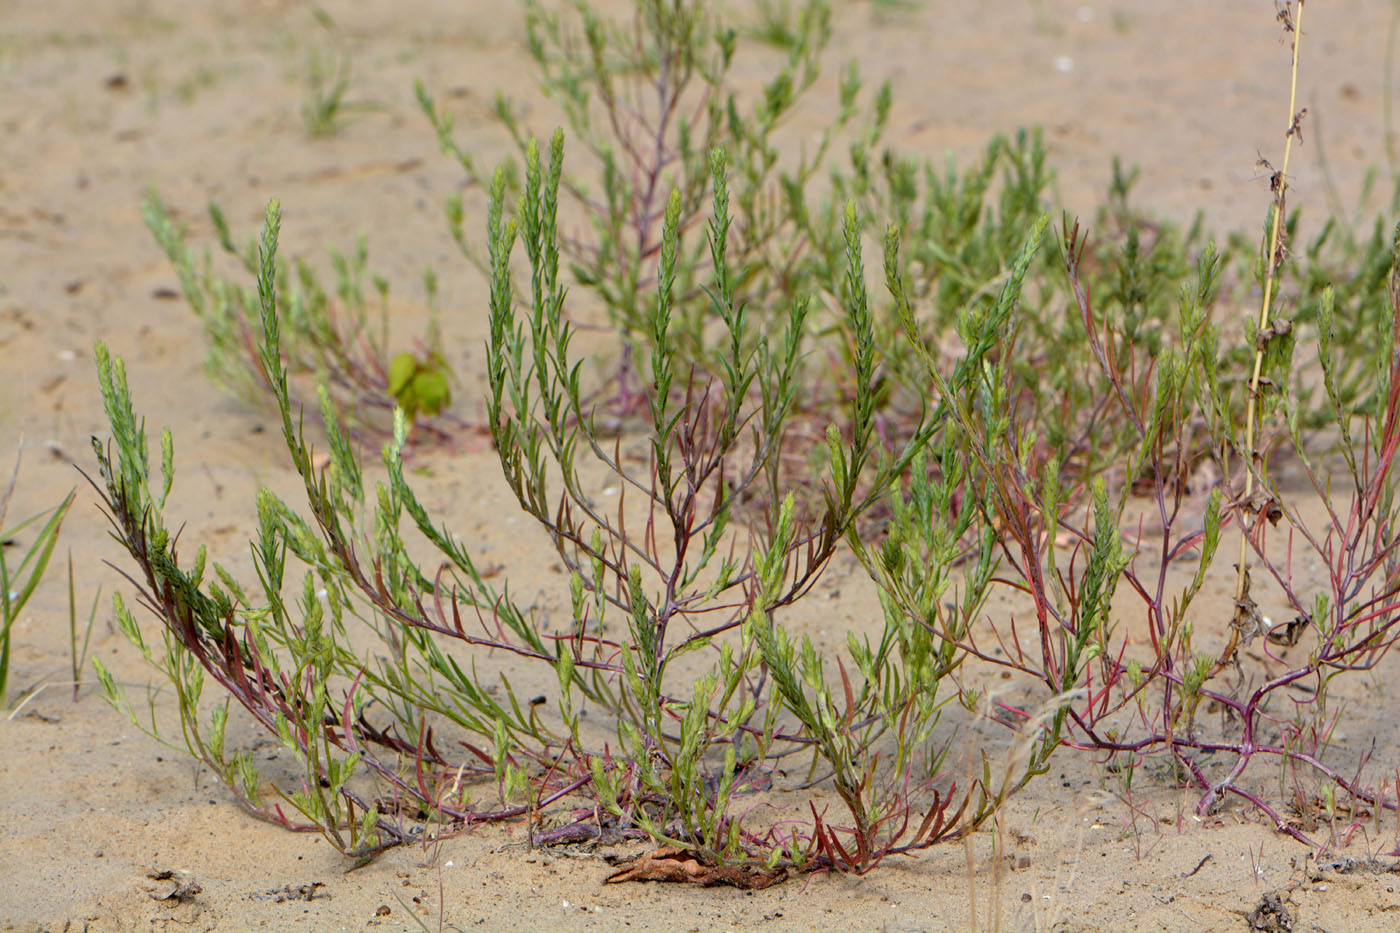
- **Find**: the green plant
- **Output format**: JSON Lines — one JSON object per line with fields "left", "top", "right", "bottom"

{"left": 90, "top": 133, "right": 1049, "bottom": 875}
{"left": 66, "top": 550, "right": 101, "bottom": 701}
{"left": 141, "top": 190, "right": 470, "bottom": 449}
{"left": 864, "top": 0, "right": 1400, "bottom": 848}
{"left": 0, "top": 450, "right": 75, "bottom": 706}
{"left": 419, "top": 0, "right": 871, "bottom": 375}
{"left": 416, "top": 0, "right": 1232, "bottom": 513}
{"left": 92, "top": 0, "right": 1400, "bottom": 888}
{"left": 300, "top": 7, "right": 377, "bottom": 137}
{"left": 142, "top": 0, "right": 1225, "bottom": 509}
{"left": 302, "top": 46, "right": 352, "bottom": 137}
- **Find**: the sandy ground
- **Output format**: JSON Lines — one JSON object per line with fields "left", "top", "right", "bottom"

{"left": 6, "top": 1, "right": 1400, "bottom": 930}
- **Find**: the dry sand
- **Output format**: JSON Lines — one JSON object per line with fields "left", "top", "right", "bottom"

{"left": 5, "top": 1, "right": 1400, "bottom": 930}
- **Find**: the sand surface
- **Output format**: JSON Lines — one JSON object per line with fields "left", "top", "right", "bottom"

{"left": 5, "top": 1, "right": 1400, "bottom": 930}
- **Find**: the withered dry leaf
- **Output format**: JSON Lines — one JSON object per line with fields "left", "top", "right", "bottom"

{"left": 145, "top": 868, "right": 202, "bottom": 902}
{"left": 1264, "top": 614, "right": 1310, "bottom": 647}
{"left": 1230, "top": 566, "right": 1264, "bottom": 645}
{"left": 1246, "top": 891, "right": 1293, "bottom": 932}
{"left": 603, "top": 847, "right": 786, "bottom": 890}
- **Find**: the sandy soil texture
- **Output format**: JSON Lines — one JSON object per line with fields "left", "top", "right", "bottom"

{"left": 6, "top": 1, "right": 1400, "bottom": 930}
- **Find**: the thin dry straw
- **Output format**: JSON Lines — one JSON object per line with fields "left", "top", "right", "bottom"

{"left": 1220, "top": 0, "right": 1307, "bottom": 671}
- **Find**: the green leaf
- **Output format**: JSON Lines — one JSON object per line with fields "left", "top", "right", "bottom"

{"left": 414, "top": 367, "right": 451, "bottom": 416}
{"left": 387, "top": 352, "right": 417, "bottom": 398}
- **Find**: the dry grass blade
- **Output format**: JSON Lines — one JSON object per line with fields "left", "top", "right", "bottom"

{"left": 604, "top": 847, "right": 787, "bottom": 889}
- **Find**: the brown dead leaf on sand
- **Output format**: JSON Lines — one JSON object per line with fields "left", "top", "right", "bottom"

{"left": 145, "top": 868, "right": 202, "bottom": 902}
{"left": 603, "top": 847, "right": 787, "bottom": 889}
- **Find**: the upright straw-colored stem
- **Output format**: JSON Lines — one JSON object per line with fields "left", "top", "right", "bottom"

{"left": 1218, "top": 1, "right": 1306, "bottom": 671}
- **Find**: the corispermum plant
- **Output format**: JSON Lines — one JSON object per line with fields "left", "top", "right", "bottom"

{"left": 868, "top": 0, "right": 1400, "bottom": 849}
{"left": 92, "top": 136, "right": 1032, "bottom": 877}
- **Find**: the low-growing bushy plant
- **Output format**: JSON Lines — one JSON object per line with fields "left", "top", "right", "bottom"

{"left": 868, "top": 0, "right": 1400, "bottom": 848}
{"left": 93, "top": 140, "right": 1055, "bottom": 873}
